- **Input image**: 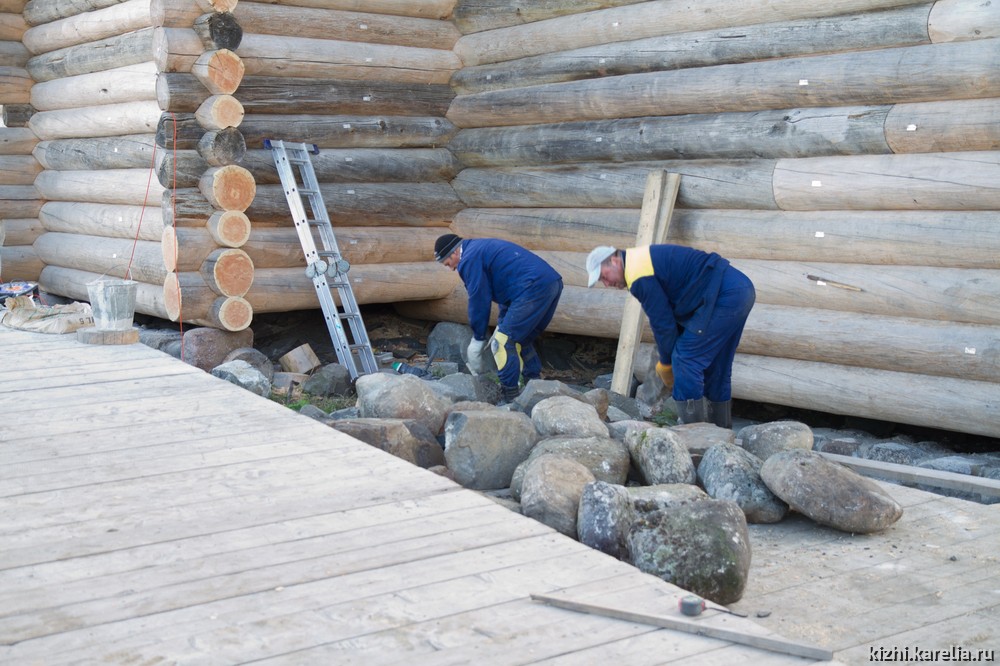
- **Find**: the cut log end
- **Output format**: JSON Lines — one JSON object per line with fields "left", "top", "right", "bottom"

{"left": 201, "top": 247, "right": 254, "bottom": 297}
{"left": 199, "top": 164, "right": 255, "bottom": 211}
{"left": 192, "top": 49, "right": 245, "bottom": 95}
{"left": 196, "top": 94, "right": 245, "bottom": 131}
{"left": 210, "top": 295, "right": 252, "bottom": 331}
{"left": 207, "top": 210, "right": 251, "bottom": 247}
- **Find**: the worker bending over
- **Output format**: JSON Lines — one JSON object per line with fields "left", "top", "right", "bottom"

{"left": 435, "top": 234, "right": 563, "bottom": 403}
{"left": 586, "top": 244, "right": 755, "bottom": 428}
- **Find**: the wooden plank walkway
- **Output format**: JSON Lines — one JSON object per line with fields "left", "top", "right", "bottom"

{"left": 0, "top": 325, "right": 828, "bottom": 665}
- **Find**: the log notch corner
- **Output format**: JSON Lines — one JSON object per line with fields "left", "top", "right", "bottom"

{"left": 154, "top": 0, "right": 254, "bottom": 331}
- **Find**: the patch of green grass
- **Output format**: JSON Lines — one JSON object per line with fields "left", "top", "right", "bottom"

{"left": 650, "top": 407, "right": 678, "bottom": 427}
{"left": 270, "top": 391, "right": 356, "bottom": 414}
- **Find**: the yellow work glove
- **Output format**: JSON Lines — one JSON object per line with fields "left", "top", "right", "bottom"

{"left": 655, "top": 362, "right": 674, "bottom": 392}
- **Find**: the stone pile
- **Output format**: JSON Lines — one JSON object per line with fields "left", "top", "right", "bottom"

{"left": 137, "top": 320, "right": 1000, "bottom": 604}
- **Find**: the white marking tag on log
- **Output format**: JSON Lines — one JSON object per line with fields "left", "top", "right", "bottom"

{"left": 965, "top": 347, "right": 977, "bottom": 355}
{"left": 907, "top": 124, "right": 917, "bottom": 131}
{"left": 799, "top": 79, "right": 809, "bottom": 86}
{"left": 359, "top": 24, "right": 368, "bottom": 30}
{"left": 811, "top": 180, "right": 822, "bottom": 187}
{"left": 363, "top": 96, "right": 372, "bottom": 102}
{"left": 595, "top": 137, "right": 603, "bottom": 142}
{"left": 815, "top": 231, "right": 825, "bottom": 238}
{"left": 343, "top": 123, "right": 351, "bottom": 129}
{"left": 345, "top": 157, "right": 353, "bottom": 162}
{"left": 347, "top": 189, "right": 355, "bottom": 194}
{"left": 815, "top": 280, "right": 827, "bottom": 286}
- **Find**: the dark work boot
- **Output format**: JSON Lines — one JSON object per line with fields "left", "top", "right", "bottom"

{"left": 676, "top": 398, "right": 708, "bottom": 425}
{"left": 708, "top": 400, "right": 732, "bottom": 429}
{"left": 499, "top": 384, "right": 521, "bottom": 405}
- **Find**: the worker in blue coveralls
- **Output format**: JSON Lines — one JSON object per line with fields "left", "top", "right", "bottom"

{"left": 585, "top": 244, "right": 755, "bottom": 428}
{"left": 435, "top": 234, "right": 563, "bottom": 404}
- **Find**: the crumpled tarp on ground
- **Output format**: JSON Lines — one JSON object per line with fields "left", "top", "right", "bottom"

{"left": 0, "top": 295, "right": 93, "bottom": 334}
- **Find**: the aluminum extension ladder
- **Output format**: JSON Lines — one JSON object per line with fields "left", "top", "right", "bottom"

{"left": 265, "top": 139, "right": 378, "bottom": 380}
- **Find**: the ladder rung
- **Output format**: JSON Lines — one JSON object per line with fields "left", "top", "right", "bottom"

{"left": 268, "top": 137, "right": 377, "bottom": 380}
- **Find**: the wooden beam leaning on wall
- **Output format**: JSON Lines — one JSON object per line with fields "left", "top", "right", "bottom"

{"left": 610, "top": 171, "right": 680, "bottom": 396}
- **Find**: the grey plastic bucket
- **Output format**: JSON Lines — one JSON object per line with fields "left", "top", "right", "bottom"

{"left": 87, "top": 278, "right": 137, "bottom": 331}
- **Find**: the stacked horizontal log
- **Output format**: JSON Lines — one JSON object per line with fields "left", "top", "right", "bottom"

{"left": 0, "top": 2, "right": 36, "bottom": 281}
{"left": 153, "top": 0, "right": 259, "bottom": 331}
{"left": 211, "top": 1, "right": 464, "bottom": 314}
{"left": 402, "top": 0, "right": 1000, "bottom": 436}
{"left": 19, "top": 1, "right": 161, "bottom": 312}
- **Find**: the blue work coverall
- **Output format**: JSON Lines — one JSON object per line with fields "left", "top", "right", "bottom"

{"left": 624, "top": 245, "right": 755, "bottom": 402}
{"left": 457, "top": 239, "right": 563, "bottom": 389}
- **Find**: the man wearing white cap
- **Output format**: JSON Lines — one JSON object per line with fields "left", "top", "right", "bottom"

{"left": 435, "top": 234, "right": 563, "bottom": 404}
{"left": 585, "top": 244, "right": 755, "bottom": 427}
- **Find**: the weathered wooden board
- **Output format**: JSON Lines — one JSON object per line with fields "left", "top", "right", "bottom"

{"left": 0, "top": 325, "right": 834, "bottom": 665}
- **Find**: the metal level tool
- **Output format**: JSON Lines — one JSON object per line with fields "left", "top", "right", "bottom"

{"left": 264, "top": 139, "right": 378, "bottom": 380}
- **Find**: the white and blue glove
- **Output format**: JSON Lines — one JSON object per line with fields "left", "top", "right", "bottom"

{"left": 466, "top": 337, "right": 487, "bottom": 375}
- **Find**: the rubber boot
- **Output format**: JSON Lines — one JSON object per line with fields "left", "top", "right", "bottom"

{"left": 499, "top": 384, "right": 521, "bottom": 406}
{"left": 676, "top": 398, "right": 708, "bottom": 425}
{"left": 708, "top": 400, "right": 732, "bottom": 429}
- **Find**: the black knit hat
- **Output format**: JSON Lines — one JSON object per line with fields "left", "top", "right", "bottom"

{"left": 434, "top": 234, "right": 463, "bottom": 262}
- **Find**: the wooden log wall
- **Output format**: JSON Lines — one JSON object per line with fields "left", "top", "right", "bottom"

{"left": 223, "top": 0, "right": 465, "bottom": 313}
{"left": 0, "top": 1, "right": 36, "bottom": 282}
{"left": 7, "top": 0, "right": 465, "bottom": 331}
{"left": 5, "top": 0, "right": 998, "bottom": 436}
{"left": 404, "top": 0, "right": 1000, "bottom": 437}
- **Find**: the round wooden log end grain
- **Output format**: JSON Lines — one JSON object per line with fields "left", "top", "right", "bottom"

{"left": 201, "top": 247, "right": 254, "bottom": 297}
{"left": 211, "top": 295, "right": 252, "bottom": 331}
{"left": 197, "top": 126, "right": 246, "bottom": 166}
{"left": 192, "top": 49, "right": 244, "bottom": 95}
{"left": 196, "top": 94, "right": 244, "bottom": 131}
{"left": 200, "top": 164, "right": 255, "bottom": 211}
{"left": 207, "top": 209, "right": 251, "bottom": 247}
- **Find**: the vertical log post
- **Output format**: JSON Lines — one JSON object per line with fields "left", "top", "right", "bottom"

{"left": 610, "top": 171, "right": 680, "bottom": 396}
